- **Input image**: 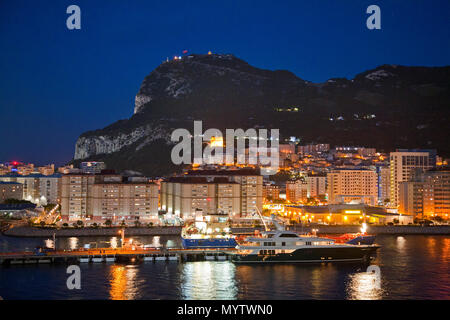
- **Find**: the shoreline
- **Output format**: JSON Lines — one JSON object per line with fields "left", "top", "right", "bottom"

{"left": 2, "top": 225, "right": 450, "bottom": 238}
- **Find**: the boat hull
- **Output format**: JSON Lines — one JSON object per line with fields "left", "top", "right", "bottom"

{"left": 232, "top": 245, "right": 379, "bottom": 263}
{"left": 181, "top": 237, "right": 237, "bottom": 249}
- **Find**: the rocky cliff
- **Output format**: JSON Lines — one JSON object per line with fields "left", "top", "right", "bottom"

{"left": 74, "top": 53, "right": 450, "bottom": 175}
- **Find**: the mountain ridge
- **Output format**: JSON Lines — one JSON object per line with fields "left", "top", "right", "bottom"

{"left": 74, "top": 54, "right": 450, "bottom": 175}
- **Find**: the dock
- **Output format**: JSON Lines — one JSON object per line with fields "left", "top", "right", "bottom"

{"left": 0, "top": 248, "right": 237, "bottom": 265}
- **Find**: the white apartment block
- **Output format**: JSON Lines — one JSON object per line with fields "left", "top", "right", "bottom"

{"left": 306, "top": 175, "right": 326, "bottom": 198}
{"left": 389, "top": 151, "right": 432, "bottom": 207}
{"left": 161, "top": 169, "right": 263, "bottom": 219}
{"left": 60, "top": 173, "right": 158, "bottom": 223}
{"left": 327, "top": 169, "right": 378, "bottom": 206}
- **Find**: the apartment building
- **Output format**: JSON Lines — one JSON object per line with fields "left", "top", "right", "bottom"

{"left": 389, "top": 151, "right": 432, "bottom": 207}
{"left": 305, "top": 174, "right": 326, "bottom": 198}
{"left": 399, "top": 168, "right": 450, "bottom": 219}
{"left": 262, "top": 183, "right": 280, "bottom": 201}
{"left": 60, "top": 173, "right": 158, "bottom": 223}
{"left": 0, "top": 182, "right": 23, "bottom": 203}
{"left": 0, "top": 173, "right": 60, "bottom": 204}
{"left": 327, "top": 169, "right": 378, "bottom": 206}
{"left": 161, "top": 177, "right": 241, "bottom": 219}
{"left": 161, "top": 169, "right": 263, "bottom": 219}
{"left": 286, "top": 179, "right": 308, "bottom": 203}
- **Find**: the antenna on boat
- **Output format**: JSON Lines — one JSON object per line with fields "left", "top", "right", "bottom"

{"left": 255, "top": 206, "right": 270, "bottom": 232}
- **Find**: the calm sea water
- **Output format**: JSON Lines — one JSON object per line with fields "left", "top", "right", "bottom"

{"left": 0, "top": 234, "right": 449, "bottom": 300}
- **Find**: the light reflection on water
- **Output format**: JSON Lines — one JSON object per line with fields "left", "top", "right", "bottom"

{"left": 180, "top": 262, "right": 237, "bottom": 300}
{"left": 346, "top": 270, "right": 383, "bottom": 300}
{"left": 1, "top": 235, "right": 449, "bottom": 299}
{"left": 109, "top": 265, "right": 141, "bottom": 300}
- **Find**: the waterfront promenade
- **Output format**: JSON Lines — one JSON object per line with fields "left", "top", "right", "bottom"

{"left": 2, "top": 224, "right": 450, "bottom": 238}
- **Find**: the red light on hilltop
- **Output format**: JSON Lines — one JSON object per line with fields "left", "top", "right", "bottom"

{"left": 12, "top": 161, "right": 18, "bottom": 166}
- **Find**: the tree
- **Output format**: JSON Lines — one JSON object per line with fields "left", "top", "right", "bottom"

{"left": 147, "top": 222, "right": 154, "bottom": 228}
{"left": 134, "top": 220, "right": 141, "bottom": 227}
{"left": 62, "top": 223, "right": 68, "bottom": 228}
{"left": 40, "top": 221, "right": 46, "bottom": 227}
{"left": 105, "top": 219, "right": 112, "bottom": 227}
{"left": 91, "top": 223, "right": 98, "bottom": 228}
{"left": 76, "top": 220, "right": 83, "bottom": 228}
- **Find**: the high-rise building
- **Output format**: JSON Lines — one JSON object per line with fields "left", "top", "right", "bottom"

{"left": 0, "top": 182, "right": 23, "bottom": 203}
{"left": 286, "top": 179, "right": 308, "bottom": 203}
{"left": 327, "top": 169, "right": 378, "bottom": 206}
{"left": 0, "top": 173, "right": 61, "bottom": 205}
{"left": 390, "top": 151, "right": 432, "bottom": 207}
{"left": 305, "top": 174, "right": 326, "bottom": 198}
{"left": 399, "top": 168, "right": 450, "bottom": 219}
{"left": 161, "top": 177, "right": 241, "bottom": 219}
{"left": 377, "top": 166, "right": 390, "bottom": 205}
{"left": 161, "top": 169, "right": 263, "bottom": 219}
{"left": 38, "top": 174, "right": 61, "bottom": 205}
{"left": 60, "top": 173, "right": 158, "bottom": 224}
{"left": 298, "top": 144, "right": 330, "bottom": 155}
{"left": 263, "top": 183, "right": 280, "bottom": 201}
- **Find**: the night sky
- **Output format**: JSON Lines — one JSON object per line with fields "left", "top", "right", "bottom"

{"left": 0, "top": 0, "right": 449, "bottom": 165}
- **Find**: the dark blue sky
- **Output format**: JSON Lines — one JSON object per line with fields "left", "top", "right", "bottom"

{"left": 1, "top": 0, "right": 449, "bottom": 165}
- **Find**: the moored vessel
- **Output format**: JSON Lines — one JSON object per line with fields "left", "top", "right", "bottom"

{"left": 231, "top": 216, "right": 379, "bottom": 263}
{"left": 181, "top": 213, "right": 237, "bottom": 249}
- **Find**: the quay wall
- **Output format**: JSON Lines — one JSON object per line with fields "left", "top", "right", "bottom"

{"left": 289, "top": 225, "right": 450, "bottom": 235}
{"left": 3, "top": 226, "right": 182, "bottom": 238}
{"left": 2, "top": 225, "right": 450, "bottom": 238}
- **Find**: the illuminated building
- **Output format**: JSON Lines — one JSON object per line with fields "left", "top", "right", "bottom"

{"left": 285, "top": 204, "right": 413, "bottom": 225}
{"left": 377, "top": 166, "right": 390, "bottom": 205}
{"left": 160, "top": 169, "right": 263, "bottom": 219}
{"left": 0, "top": 182, "right": 23, "bottom": 203}
{"left": 263, "top": 183, "right": 280, "bottom": 201}
{"left": 390, "top": 151, "right": 433, "bottom": 207}
{"left": 306, "top": 174, "right": 326, "bottom": 198}
{"left": 60, "top": 173, "right": 158, "bottom": 223}
{"left": 297, "top": 144, "right": 330, "bottom": 155}
{"left": 327, "top": 169, "right": 378, "bottom": 206}
{"left": 37, "top": 164, "right": 55, "bottom": 176}
{"left": 399, "top": 167, "right": 450, "bottom": 219}
{"left": 0, "top": 173, "right": 60, "bottom": 205}
{"left": 161, "top": 177, "right": 241, "bottom": 219}
{"left": 80, "top": 161, "right": 106, "bottom": 174}
{"left": 286, "top": 179, "right": 308, "bottom": 203}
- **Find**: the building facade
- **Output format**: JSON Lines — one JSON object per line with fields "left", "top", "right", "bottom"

{"left": 60, "top": 173, "right": 158, "bottom": 224}
{"left": 327, "top": 169, "right": 378, "bottom": 206}
{"left": 161, "top": 169, "right": 263, "bottom": 219}
{"left": 0, "top": 182, "right": 23, "bottom": 203}
{"left": 305, "top": 175, "right": 326, "bottom": 198}
{"left": 389, "top": 151, "right": 432, "bottom": 207}
{"left": 399, "top": 168, "right": 450, "bottom": 219}
{"left": 286, "top": 179, "right": 308, "bottom": 203}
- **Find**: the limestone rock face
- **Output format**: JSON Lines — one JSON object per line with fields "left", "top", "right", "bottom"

{"left": 74, "top": 54, "right": 450, "bottom": 175}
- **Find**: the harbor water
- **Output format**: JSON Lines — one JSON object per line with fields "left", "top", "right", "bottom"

{"left": 0, "top": 234, "right": 449, "bottom": 299}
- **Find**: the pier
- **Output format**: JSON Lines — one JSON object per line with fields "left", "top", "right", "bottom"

{"left": 0, "top": 248, "right": 236, "bottom": 266}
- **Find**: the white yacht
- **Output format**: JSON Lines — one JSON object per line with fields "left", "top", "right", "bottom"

{"left": 232, "top": 215, "right": 379, "bottom": 263}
